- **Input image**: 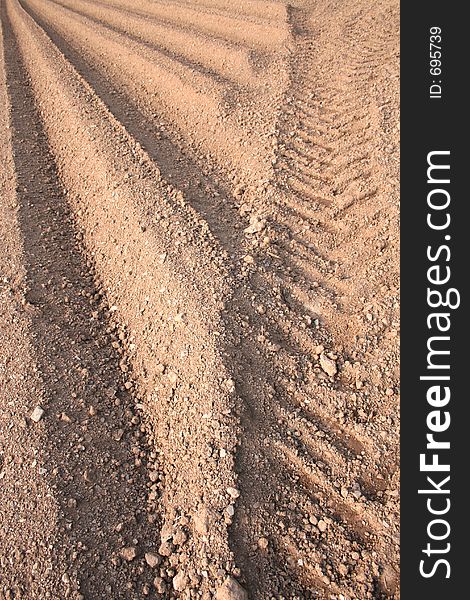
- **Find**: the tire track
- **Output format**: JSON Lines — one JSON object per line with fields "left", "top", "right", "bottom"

{"left": 251, "top": 1, "right": 401, "bottom": 594}
{"left": 274, "top": 0, "right": 399, "bottom": 343}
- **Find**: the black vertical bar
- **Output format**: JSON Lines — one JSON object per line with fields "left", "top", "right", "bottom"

{"left": 401, "top": 2, "right": 466, "bottom": 597}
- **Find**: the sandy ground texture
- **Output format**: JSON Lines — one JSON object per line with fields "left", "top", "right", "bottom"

{"left": 0, "top": 0, "right": 399, "bottom": 598}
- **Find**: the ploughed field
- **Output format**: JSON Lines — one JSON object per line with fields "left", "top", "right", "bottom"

{"left": 0, "top": 0, "right": 400, "bottom": 598}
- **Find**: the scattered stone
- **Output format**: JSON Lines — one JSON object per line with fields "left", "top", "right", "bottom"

{"left": 172, "top": 571, "right": 189, "bottom": 592}
{"left": 30, "top": 406, "right": 44, "bottom": 422}
{"left": 193, "top": 508, "right": 209, "bottom": 536}
{"left": 160, "top": 523, "right": 174, "bottom": 543}
{"left": 83, "top": 469, "right": 94, "bottom": 484}
{"left": 120, "top": 547, "right": 137, "bottom": 562}
{"left": 319, "top": 353, "right": 337, "bottom": 377}
{"left": 153, "top": 576, "right": 167, "bottom": 594}
{"left": 244, "top": 215, "right": 266, "bottom": 235}
{"left": 317, "top": 519, "right": 327, "bottom": 532}
{"left": 258, "top": 537, "right": 269, "bottom": 550}
{"left": 173, "top": 529, "right": 187, "bottom": 546}
{"left": 352, "top": 482, "right": 362, "bottom": 499}
{"left": 149, "top": 470, "right": 159, "bottom": 482}
{"left": 158, "top": 541, "right": 174, "bottom": 557}
{"left": 226, "top": 487, "right": 240, "bottom": 499}
{"left": 223, "top": 379, "right": 236, "bottom": 393}
{"left": 169, "top": 554, "right": 179, "bottom": 568}
{"left": 114, "top": 429, "right": 124, "bottom": 441}
{"left": 216, "top": 577, "right": 248, "bottom": 600}
{"left": 145, "top": 552, "right": 160, "bottom": 568}
{"left": 377, "top": 564, "right": 399, "bottom": 595}
{"left": 167, "top": 371, "right": 178, "bottom": 386}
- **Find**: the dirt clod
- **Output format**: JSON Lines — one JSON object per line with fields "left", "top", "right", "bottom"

{"left": 172, "top": 570, "right": 189, "bottom": 592}
{"left": 216, "top": 577, "right": 248, "bottom": 600}
{"left": 144, "top": 552, "right": 160, "bottom": 568}
{"left": 120, "top": 547, "right": 137, "bottom": 562}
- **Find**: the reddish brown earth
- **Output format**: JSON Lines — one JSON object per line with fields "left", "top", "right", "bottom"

{"left": 0, "top": 0, "right": 399, "bottom": 598}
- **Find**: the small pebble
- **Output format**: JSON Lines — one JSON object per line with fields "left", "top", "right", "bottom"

{"left": 319, "top": 353, "right": 337, "bottom": 377}
{"left": 30, "top": 406, "right": 44, "bottom": 422}
{"left": 153, "top": 577, "right": 166, "bottom": 594}
{"left": 258, "top": 537, "right": 269, "bottom": 550}
{"left": 120, "top": 547, "right": 137, "bottom": 561}
{"left": 145, "top": 552, "right": 160, "bottom": 568}
{"left": 158, "top": 541, "right": 173, "bottom": 557}
{"left": 317, "top": 520, "right": 327, "bottom": 532}
{"left": 167, "top": 372, "right": 178, "bottom": 386}
{"left": 227, "top": 487, "right": 240, "bottom": 499}
{"left": 173, "top": 529, "right": 187, "bottom": 546}
{"left": 172, "top": 571, "right": 188, "bottom": 592}
{"left": 216, "top": 577, "right": 248, "bottom": 600}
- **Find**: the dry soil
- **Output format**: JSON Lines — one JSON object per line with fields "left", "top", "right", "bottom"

{"left": 0, "top": 0, "right": 399, "bottom": 598}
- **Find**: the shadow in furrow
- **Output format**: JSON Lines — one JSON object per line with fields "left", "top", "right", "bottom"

{"left": 2, "top": 8, "right": 159, "bottom": 598}
{"left": 49, "top": 0, "right": 242, "bottom": 93}
{"left": 20, "top": 0, "right": 247, "bottom": 257}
